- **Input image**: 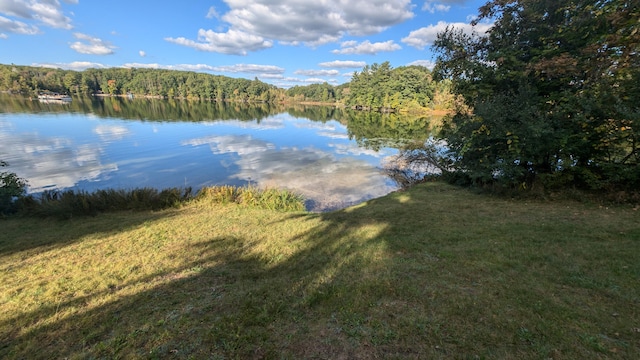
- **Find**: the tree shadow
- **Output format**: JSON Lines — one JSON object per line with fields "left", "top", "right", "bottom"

{"left": 3, "top": 195, "right": 415, "bottom": 358}
{"left": 1, "top": 187, "right": 472, "bottom": 358}
{"left": 1, "top": 210, "right": 181, "bottom": 257}
{"left": 4, "top": 184, "right": 638, "bottom": 358}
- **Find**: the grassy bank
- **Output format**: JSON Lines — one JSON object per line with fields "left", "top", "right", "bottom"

{"left": 2, "top": 182, "right": 639, "bottom": 359}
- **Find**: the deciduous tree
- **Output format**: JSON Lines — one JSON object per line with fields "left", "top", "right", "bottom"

{"left": 433, "top": 0, "right": 639, "bottom": 189}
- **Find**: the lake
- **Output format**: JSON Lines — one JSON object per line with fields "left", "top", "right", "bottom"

{"left": 0, "top": 95, "right": 436, "bottom": 211}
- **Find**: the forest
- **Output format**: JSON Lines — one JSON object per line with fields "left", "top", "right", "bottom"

{"left": 0, "top": 65, "right": 281, "bottom": 102}
{"left": 285, "top": 62, "right": 454, "bottom": 112}
{"left": 0, "top": 62, "right": 451, "bottom": 113}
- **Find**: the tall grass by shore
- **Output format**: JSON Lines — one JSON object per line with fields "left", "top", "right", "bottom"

{"left": 2, "top": 182, "right": 639, "bottom": 358}
{"left": 12, "top": 185, "right": 305, "bottom": 218}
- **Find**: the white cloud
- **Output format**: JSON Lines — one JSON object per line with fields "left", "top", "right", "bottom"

{"left": 408, "top": 59, "right": 436, "bottom": 69}
{"left": 0, "top": 15, "right": 40, "bottom": 35}
{"left": 139, "top": 50, "right": 146, "bottom": 57}
{"left": 319, "top": 60, "right": 367, "bottom": 69}
{"left": 165, "top": 28, "right": 273, "bottom": 55}
{"left": 257, "top": 73, "right": 284, "bottom": 79}
{"left": 70, "top": 32, "right": 115, "bottom": 55}
{"left": 121, "top": 62, "right": 285, "bottom": 76}
{"left": 0, "top": 33, "right": 7, "bottom": 39}
{"left": 294, "top": 69, "right": 340, "bottom": 77}
{"left": 332, "top": 40, "right": 401, "bottom": 55}
{"left": 168, "top": 0, "right": 414, "bottom": 54}
{"left": 304, "top": 78, "right": 329, "bottom": 84}
{"left": 402, "top": 21, "right": 493, "bottom": 49}
{"left": 34, "top": 61, "right": 107, "bottom": 70}
{"left": 0, "top": 126, "right": 116, "bottom": 192}
{"left": 422, "top": 1, "right": 451, "bottom": 13}
{"left": 0, "top": 0, "right": 74, "bottom": 31}
{"left": 206, "top": 6, "right": 218, "bottom": 19}
{"left": 210, "top": 63, "right": 284, "bottom": 74}
{"left": 93, "top": 125, "right": 130, "bottom": 142}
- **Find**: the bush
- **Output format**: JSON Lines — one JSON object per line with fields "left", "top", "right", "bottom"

{"left": 0, "top": 161, "right": 28, "bottom": 216}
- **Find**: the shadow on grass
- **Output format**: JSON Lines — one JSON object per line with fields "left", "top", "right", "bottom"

{"left": 3, "top": 183, "right": 640, "bottom": 359}
{"left": 0, "top": 210, "right": 179, "bottom": 257}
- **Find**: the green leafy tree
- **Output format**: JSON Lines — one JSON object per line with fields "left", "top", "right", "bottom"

{"left": 433, "top": 0, "right": 639, "bottom": 189}
{"left": 0, "top": 161, "right": 28, "bottom": 215}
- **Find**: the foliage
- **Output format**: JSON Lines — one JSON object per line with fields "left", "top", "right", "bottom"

{"left": 0, "top": 93, "right": 283, "bottom": 122}
{"left": 0, "top": 161, "right": 28, "bottom": 215}
{"left": 282, "top": 62, "right": 454, "bottom": 112}
{"left": 285, "top": 82, "right": 336, "bottom": 102}
{"left": 0, "top": 64, "right": 281, "bottom": 102}
{"left": 197, "top": 185, "right": 306, "bottom": 212}
{"left": 381, "top": 138, "right": 454, "bottom": 188}
{"left": 345, "top": 62, "right": 441, "bottom": 111}
{"left": 0, "top": 62, "right": 456, "bottom": 113}
{"left": 15, "top": 185, "right": 304, "bottom": 219}
{"left": 344, "top": 111, "right": 434, "bottom": 151}
{"left": 433, "top": 0, "right": 640, "bottom": 190}
{"left": 18, "top": 187, "right": 193, "bottom": 219}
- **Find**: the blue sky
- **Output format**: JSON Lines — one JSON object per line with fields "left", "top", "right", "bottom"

{"left": 0, "top": 0, "right": 491, "bottom": 87}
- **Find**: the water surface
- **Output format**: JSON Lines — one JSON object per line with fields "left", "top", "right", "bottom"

{"left": 0, "top": 96, "right": 434, "bottom": 211}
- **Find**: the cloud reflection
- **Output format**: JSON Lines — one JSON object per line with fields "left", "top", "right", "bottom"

{"left": 182, "top": 133, "right": 396, "bottom": 211}
{"left": 93, "top": 124, "right": 131, "bottom": 142}
{"left": 0, "top": 124, "right": 117, "bottom": 192}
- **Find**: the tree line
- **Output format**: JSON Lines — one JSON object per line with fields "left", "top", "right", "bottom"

{"left": 285, "top": 62, "right": 454, "bottom": 112}
{"left": 0, "top": 62, "right": 453, "bottom": 113}
{"left": 0, "top": 65, "right": 281, "bottom": 102}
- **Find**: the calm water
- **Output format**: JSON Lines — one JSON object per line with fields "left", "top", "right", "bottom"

{"left": 0, "top": 96, "right": 434, "bottom": 211}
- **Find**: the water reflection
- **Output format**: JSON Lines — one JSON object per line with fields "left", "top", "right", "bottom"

{"left": 182, "top": 134, "right": 394, "bottom": 211}
{"left": 0, "top": 119, "right": 117, "bottom": 192}
{"left": 0, "top": 95, "right": 435, "bottom": 211}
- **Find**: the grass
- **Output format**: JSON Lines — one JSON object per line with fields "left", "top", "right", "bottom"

{"left": 1, "top": 181, "right": 639, "bottom": 359}
{"left": 13, "top": 185, "right": 305, "bottom": 218}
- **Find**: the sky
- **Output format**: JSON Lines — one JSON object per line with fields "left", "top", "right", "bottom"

{"left": 0, "top": 0, "right": 492, "bottom": 88}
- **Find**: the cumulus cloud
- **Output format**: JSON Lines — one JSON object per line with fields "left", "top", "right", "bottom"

{"left": 332, "top": 40, "right": 401, "bottom": 55}
{"left": 139, "top": 50, "right": 146, "bottom": 57}
{"left": 206, "top": 6, "right": 219, "bottom": 19}
{"left": 168, "top": 0, "right": 414, "bottom": 54}
{"left": 294, "top": 69, "right": 340, "bottom": 77}
{"left": 408, "top": 59, "right": 436, "bottom": 69}
{"left": 70, "top": 32, "right": 116, "bottom": 55}
{"left": 0, "top": 0, "right": 74, "bottom": 33}
{"left": 319, "top": 60, "right": 367, "bottom": 69}
{"left": 165, "top": 28, "right": 273, "bottom": 55}
{"left": 121, "top": 62, "right": 285, "bottom": 76}
{"left": 0, "top": 15, "right": 39, "bottom": 35}
{"left": 210, "top": 63, "right": 284, "bottom": 74}
{"left": 34, "top": 61, "right": 107, "bottom": 70}
{"left": 402, "top": 21, "right": 493, "bottom": 49}
{"left": 422, "top": 1, "right": 451, "bottom": 13}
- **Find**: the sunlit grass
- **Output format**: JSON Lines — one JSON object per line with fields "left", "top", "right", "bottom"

{"left": 2, "top": 182, "right": 639, "bottom": 358}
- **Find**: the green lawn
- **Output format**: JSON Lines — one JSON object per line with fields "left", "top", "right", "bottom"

{"left": 2, "top": 182, "right": 639, "bottom": 359}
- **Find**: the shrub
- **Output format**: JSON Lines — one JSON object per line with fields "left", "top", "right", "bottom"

{"left": 0, "top": 161, "right": 28, "bottom": 216}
